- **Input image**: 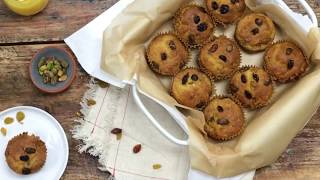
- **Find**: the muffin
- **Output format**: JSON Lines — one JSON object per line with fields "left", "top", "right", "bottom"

{"left": 198, "top": 36, "right": 241, "bottom": 80}
{"left": 5, "top": 132, "right": 47, "bottom": 175}
{"left": 229, "top": 67, "right": 273, "bottom": 109}
{"left": 174, "top": 4, "right": 215, "bottom": 48}
{"left": 204, "top": 96, "right": 245, "bottom": 140}
{"left": 146, "top": 33, "right": 189, "bottom": 75}
{"left": 264, "top": 41, "right": 309, "bottom": 83}
{"left": 170, "top": 68, "right": 213, "bottom": 109}
{"left": 235, "top": 13, "right": 276, "bottom": 52}
{"left": 205, "top": 0, "right": 246, "bottom": 25}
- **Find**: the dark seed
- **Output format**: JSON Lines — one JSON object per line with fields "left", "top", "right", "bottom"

{"left": 197, "top": 23, "right": 208, "bottom": 32}
{"left": 188, "top": 35, "right": 196, "bottom": 45}
{"left": 217, "top": 118, "right": 230, "bottom": 125}
{"left": 191, "top": 74, "right": 199, "bottom": 81}
{"left": 196, "top": 102, "right": 206, "bottom": 109}
{"left": 253, "top": 73, "right": 259, "bottom": 82}
{"left": 244, "top": 90, "right": 252, "bottom": 99}
{"left": 287, "top": 59, "right": 294, "bottom": 69}
{"left": 219, "top": 55, "right": 227, "bottom": 62}
{"left": 264, "top": 79, "right": 272, "bottom": 86}
{"left": 111, "top": 128, "right": 122, "bottom": 134}
{"left": 230, "top": 84, "right": 239, "bottom": 93}
{"left": 251, "top": 28, "right": 259, "bottom": 35}
{"left": 286, "top": 48, "right": 293, "bottom": 55}
{"left": 182, "top": 73, "right": 189, "bottom": 85}
{"left": 160, "top": 53, "right": 167, "bottom": 61}
{"left": 20, "top": 155, "right": 29, "bottom": 162}
{"left": 22, "top": 168, "right": 31, "bottom": 175}
{"left": 220, "top": 4, "right": 229, "bottom": 14}
{"left": 25, "top": 147, "right": 36, "bottom": 154}
{"left": 209, "top": 44, "right": 218, "bottom": 53}
{"left": 212, "top": 2, "right": 219, "bottom": 10}
{"left": 217, "top": 106, "right": 224, "bottom": 112}
{"left": 241, "top": 74, "right": 247, "bottom": 83}
{"left": 133, "top": 144, "right": 142, "bottom": 153}
{"left": 255, "top": 18, "right": 263, "bottom": 26}
{"left": 231, "top": 0, "right": 239, "bottom": 4}
{"left": 169, "top": 40, "right": 176, "bottom": 50}
{"left": 193, "top": 15, "right": 201, "bottom": 24}
{"left": 226, "top": 44, "right": 233, "bottom": 52}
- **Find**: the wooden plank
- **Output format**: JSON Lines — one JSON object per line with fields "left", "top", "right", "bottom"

{"left": 0, "top": 44, "right": 109, "bottom": 179}
{"left": 0, "top": 0, "right": 119, "bottom": 44}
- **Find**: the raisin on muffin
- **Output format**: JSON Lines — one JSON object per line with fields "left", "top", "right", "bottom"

{"left": 235, "top": 13, "right": 276, "bottom": 52}
{"left": 174, "top": 4, "right": 215, "bottom": 48}
{"left": 5, "top": 132, "right": 47, "bottom": 175}
{"left": 205, "top": 0, "right": 246, "bottom": 25}
{"left": 198, "top": 36, "right": 241, "bottom": 80}
{"left": 146, "top": 33, "right": 189, "bottom": 76}
{"left": 229, "top": 66, "right": 273, "bottom": 109}
{"left": 204, "top": 96, "right": 245, "bottom": 140}
{"left": 264, "top": 41, "right": 309, "bottom": 83}
{"left": 170, "top": 68, "right": 214, "bottom": 109}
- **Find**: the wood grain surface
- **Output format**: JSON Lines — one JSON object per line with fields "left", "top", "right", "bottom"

{"left": 0, "top": 0, "right": 319, "bottom": 180}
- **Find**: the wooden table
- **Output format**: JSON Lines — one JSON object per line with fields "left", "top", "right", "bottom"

{"left": 0, "top": 0, "right": 319, "bottom": 179}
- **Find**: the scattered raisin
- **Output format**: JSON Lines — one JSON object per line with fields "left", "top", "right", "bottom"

{"left": 287, "top": 59, "right": 294, "bottom": 69}
{"left": 255, "top": 18, "right": 263, "bottom": 26}
{"left": 111, "top": 128, "right": 122, "bottom": 134}
{"left": 253, "top": 73, "right": 259, "bottom": 82}
{"left": 217, "top": 106, "right": 224, "bottom": 112}
{"left": 1, "top": 127, "right": 7, "bottom": 136}
{"left": 251, "top": 28, "right": 259, "bottom": 35}
{"left": 209, "top": 44, "right": 218, "bottom": 53}
{"left": 191, "top": 74, "right": 198, "bottom": 81}
{"left": 20, "top": 155, "right": 29, "bottom": 162}
{"left": 153, "top": 164, "right": 162, "bottom": 170}
{"left": 212, "top": 2, "right": 219, "bottom": 10}
{"left": 217, "top": 118, "right": 230, "bottom": 125}
{"left": 16, "top": 111, "right": 25, "bottom": 122}
{"left": 87, "top": 99, "right": 96, "bottom": 106}
{"left": 193, "top": 15, "right": 201, "bottom": 24}
{"left": 152, "top": 62, "right": 159, "bottom": 70}
{"left": 160, "top": 53, "right": 167, "bottom": 61}
{"left": 25, "top": 147, "right": 36, "bottom": 154}
{"left": 169, "top": 40, "right": 176, "bottom": 50}
{"left": 220, "top": 4, "right": 229, "bottom": 14}
{"left": 286, "top": 48, "right": 293, "bottom": 55}
{"left": 241, "top": 74, "right": 247, "bottom": 83}
{"left": 22, "top": 168, "right": 31, "bottom": 175}
{"left": 197, "top": 23, "right": 208, "bottom": 32}
{"left": 179, "top": 63, "right": 185, "bottom": 69}
{"left": 219, "top": 55, "right": 227, "bottom": 62}
{"left": 133, "top": 144, "right": 142, "bottom": 154}
{"left": 182, "top": 73, "right": 189, "bottom": 85}
{"left": 196, "top": 102, "right": 206, "bottom": 109}
{"left": 209, "top": 117, "right": 215, "bottom": 122}
{"left": 230, "top": 84, "right": 239, "bottom": 93}
{"left": 264, "top": 79, "right": 272, "bottom": 86}
{"left": 226, "top": 44, "right": 233, "bottom": 52}
{"left": 244, "top": 90, "right": 252, "bottom": 99}
{"left": 4, "top": 117, "right": 14, "bottom": 125}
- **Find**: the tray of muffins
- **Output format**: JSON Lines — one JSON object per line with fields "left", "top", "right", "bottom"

{"left": 87, "top": 0, "right": 320, "bottom": 176}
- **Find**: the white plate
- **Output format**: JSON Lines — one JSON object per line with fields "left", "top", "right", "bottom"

{"left": 0, "top": 106, "right": 69, "bottom": 180}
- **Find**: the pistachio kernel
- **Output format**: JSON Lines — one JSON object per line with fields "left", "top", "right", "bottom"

{"left": 4, "top": 117, "right": 14, "bottom": 125}
{"left": 153, "top": 164, "right": 162, "bottom": 170}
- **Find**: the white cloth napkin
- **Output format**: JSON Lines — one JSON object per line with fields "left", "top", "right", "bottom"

{"left": 65, "top": 0, "right": 255, "bottom": 179}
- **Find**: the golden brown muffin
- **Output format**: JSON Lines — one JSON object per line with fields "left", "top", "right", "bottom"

{"left": 229, "top": 67, "right": 273, "bottom": 109}
{"left": 198, "top": 36, "right": 241, "bottom": 80}
{"left": 170, "top": 68, "right": 213, "bottom": 109}
{"left": 204, "top": 96, "right": 245, "bottom": 140}
{"left": 205, "top": 0, "right": 246, "bottom": 25}
{"left": 5, "top": 132, "right": 47, "bottom": 175}
{"left": 235, "top": 13, "right": 276, "bottom": 52}
{"left": 264, "top": 41, "right": 309, "bottom": 83}
{"left": 174, "top": 4, "right": 215, "bottom": 48}
{"left": 146, "top": 33, "right": 189, "bottom": 76}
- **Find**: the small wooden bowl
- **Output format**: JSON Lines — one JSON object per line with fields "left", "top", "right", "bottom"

{"left": 29, "top": 47, "right": 76, "bottom": 94}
